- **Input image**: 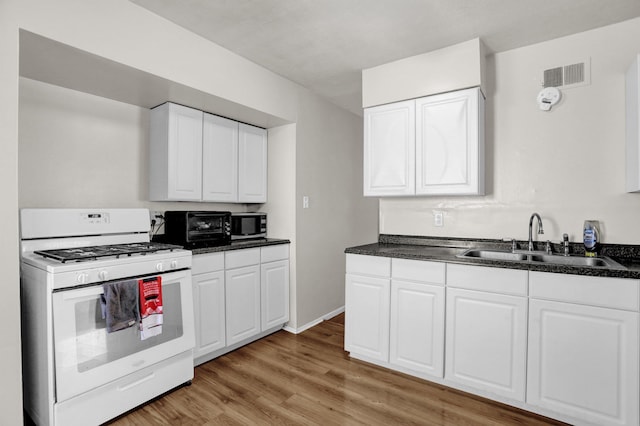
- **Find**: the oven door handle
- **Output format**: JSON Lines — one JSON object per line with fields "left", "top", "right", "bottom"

{"left": 61, "top": 285, "right": 104, "bottom": 301}
{"left": 60, "top": 270, "right": 189, "bottom": 301}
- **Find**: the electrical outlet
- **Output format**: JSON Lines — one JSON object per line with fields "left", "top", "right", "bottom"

{"left": 302, "top": 196, "right": 309, "bottom": 209}
{"left": 434, "top": 211, "right": 444, "bottom": 227}
{"left": 150, "top": 210, "right": 164, "bottom": 221}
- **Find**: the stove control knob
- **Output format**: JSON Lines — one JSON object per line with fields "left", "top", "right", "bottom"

{"left": 156, "top": 262, "right": 164, "bottom": 272}
{"left": 170, "top": 260, "right": 178, "bottom": 269}
{"left": 77, "top": 273, "right": 89, "bottom": 284}
{"left": 98, "top": 270, "right": 109, "bottom": 281}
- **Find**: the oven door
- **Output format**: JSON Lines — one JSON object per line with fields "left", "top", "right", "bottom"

{"left": 51, "top": 269, "right": 195, "bottom": 402}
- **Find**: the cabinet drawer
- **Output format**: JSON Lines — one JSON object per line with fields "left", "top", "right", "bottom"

{"left": 530, "top": 271, "right": 640, "bottom": 311}
{"left": 392, "top": 258, "right": 445, "bottom": 285}
{"left": 225, "top": 248, "right": 260, "bottom": 269}
{"left": 346, "top": 254, "right": 391, "bottom": 277}
{"left": 192, "top": 252, "right": 224, "bottom": 275}
{"left": 261, "top": 244, "right": 289, "bottom": 263}
{"left": 447, "top": 264, "right": 528, "bottom": 296}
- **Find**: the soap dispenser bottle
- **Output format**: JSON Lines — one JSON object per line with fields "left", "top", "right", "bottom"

{"left": 583, "top": 220, "right": 600, "bottom": 257}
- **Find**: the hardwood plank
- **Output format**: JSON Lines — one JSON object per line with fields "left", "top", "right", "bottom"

{"left": 109, "top": 314, "right": 566, "bottom": 425}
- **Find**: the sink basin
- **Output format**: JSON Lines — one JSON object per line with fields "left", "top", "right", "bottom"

{"left": 457, "top": 249, "right": 626, "bottom": 270}
{"left": 528, "top": 253, "right": 626, "bottom": 269}
{"left": 459, "top": 249, "right": 528, "bottom": 262}
{"left": 378, "top": 245, "right": 465, "bottom": 257}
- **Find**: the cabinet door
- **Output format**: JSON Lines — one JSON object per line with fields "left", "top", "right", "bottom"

{"left": 225, "top": 265, "right": 261, "bottom": 346}
{"left": 527, "top": 299, "right": 639, "bottom": 426}
{"left": 202, "top": 113, "right": 239, "bottom": 202}
{"left": 416, "top": 87, "right": 484, "bottom": 195}
{"left": 150, "top": 103, "right": 203, "bottom": 201}
{"left": 238, "top": 123, "right": 267, "bottom": 203}
{"left": 345, "top": 273, "right": 390, "bottom": 362}
{"left": 192, "top": 270, "right": 226, "bottom": 361}
{"left": 260, "top": 260, "right": 289, "bottom": 331}
{"left": 363, "top": 100, "right": 415, "bottom": 196}
{"left": 390, "top": 280, "right": 444, "bottom": 378}
{"left": 445, "top": 287, "right": 527, "bottom": 401}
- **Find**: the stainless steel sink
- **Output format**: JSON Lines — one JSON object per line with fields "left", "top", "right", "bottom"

{"left": 458, "top": 249, "right": 528, "bottom": 262}
{"left": 457, "top": 249, "right": 626, "bottom": 270}
{"left": 528, "top": 253, "right": 626, "bottom": 269}
{"left": 378, "top": 245, "right": 465, "bottom": 257}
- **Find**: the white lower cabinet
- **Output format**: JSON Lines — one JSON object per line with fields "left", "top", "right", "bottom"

{"left": 344, "top": 253, "right": 640, "bottom": 426}
{"left": 345, "top": 255, "right": 446, "bottom": 375}
{"left": 191, "top": 253, "right": 226, "bottom": 361}
{"left": 192, "top": 244, "right": 289, "bottom": 365}
{"left": 225, "top": 264, "right": 261, "bottom": 346}
{"left": 445, "top": 264, "right": 528, "bottom": 402}
{"left": 345, "top": 272, "right": 391, "bottom": 362}
{"left": 261, "top": 244, "right": 290, "bottom": 331}
{"left": 527, "top": 272, "right": 639, "bottom": 426}
{"left": 192, "top": 269, "right": 226, "bottom": 358}
{"left": 345, "top": 254, "right": 391, "bottom": 362}
{"left": 445, "top": 287, "right": 528, "bottom": 401}
{"left": 261, "top": 259, "right": 289, "bottom": 331}
{"left": 390, "top": 258, "right": 445, "bottom": 378}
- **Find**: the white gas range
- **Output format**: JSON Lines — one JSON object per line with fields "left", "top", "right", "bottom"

{"left": 20, "top": 209, "right": 195, "bottom": 426}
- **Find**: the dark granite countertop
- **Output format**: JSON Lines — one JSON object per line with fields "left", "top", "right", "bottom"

{"left": 190, "top": 238, "right": 290, "bottom": 255}
{"left": 345, "top": 235, "right": 640, "bottom": 279}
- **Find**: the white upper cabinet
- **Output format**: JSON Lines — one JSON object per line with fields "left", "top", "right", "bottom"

{"left": 150, "top": 103, "right": 267, "bottom": 203}
{"left": 149, "top": 103, "right": 203, "bottom": 201}
{"left": 416, "top": 87, "right": 484, "bottom": 195}
{"left": 238, "top": 123, "right": 268, "bottom": 203}
{"left": 363, "top": 87, "right": 484, "bottom": 197}
{"left": 364, "top": 100, "right": 415, "bottom": 196}
{"left": 202, "top": 114, "right": 238, "bottom": 202}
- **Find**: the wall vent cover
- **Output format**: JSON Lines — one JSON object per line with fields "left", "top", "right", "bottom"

{"left": 542, "top": 58, "right": 590, "bottom": 89}
{"left": 543, "top": 67, "right": 563, "bottom": 88}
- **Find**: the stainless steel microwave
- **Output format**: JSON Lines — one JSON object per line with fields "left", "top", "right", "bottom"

{"left": 231, "top": 212, "right": 267, "bottom": 240}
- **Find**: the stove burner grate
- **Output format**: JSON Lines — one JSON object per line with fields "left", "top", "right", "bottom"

{"left": 34, "top": 242, "right": 183, "bottom": 263}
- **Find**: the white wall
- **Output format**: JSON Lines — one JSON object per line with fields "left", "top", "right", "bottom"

{"left": 380, "top": 17, "right": 640, "bottom": 245}
{"left": 264, "top": 124, "right": 297, "bottom": 325}
{"left": 19, "top": 79, "right": 149, "bottom": 207}
{"left": 295, "top": 93, "right": 378, "bottom": 329}
{"left": 0, "top": 2, "right": 23, "bottom": 424}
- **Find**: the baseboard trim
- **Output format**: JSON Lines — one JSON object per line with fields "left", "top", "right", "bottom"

{"left": 283, "top": 306, "right": 345, "bottom": 334}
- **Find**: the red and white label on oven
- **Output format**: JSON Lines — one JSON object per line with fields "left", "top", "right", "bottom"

{"left": 139, "top": 276, "right": 163, "bottom": 340}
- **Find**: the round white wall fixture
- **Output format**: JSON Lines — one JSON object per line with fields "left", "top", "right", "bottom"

{"left": 537, "top": 87, "right": 561, "bottom": 111}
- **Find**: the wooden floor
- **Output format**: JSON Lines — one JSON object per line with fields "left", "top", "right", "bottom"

{"left": 109, "top": 314, "right": 565, "bottom": 425}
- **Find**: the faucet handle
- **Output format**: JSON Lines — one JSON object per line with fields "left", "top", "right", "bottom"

{"left": 511, "top": 239, "right": 517, "bottom": 252}
{"left": 545, "top": 240, "right": 553, "bottom": 254}
{"left": 563, "top": 233, "right": 570, "bottom": 256}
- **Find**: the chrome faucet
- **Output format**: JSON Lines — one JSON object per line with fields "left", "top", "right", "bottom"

{"left": 528, "top": 213, "right": 544, "bottom": 251}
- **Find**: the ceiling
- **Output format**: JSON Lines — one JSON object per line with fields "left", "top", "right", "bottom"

{"left": 130, "top": 0, "right": 640, "bottom": 116}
